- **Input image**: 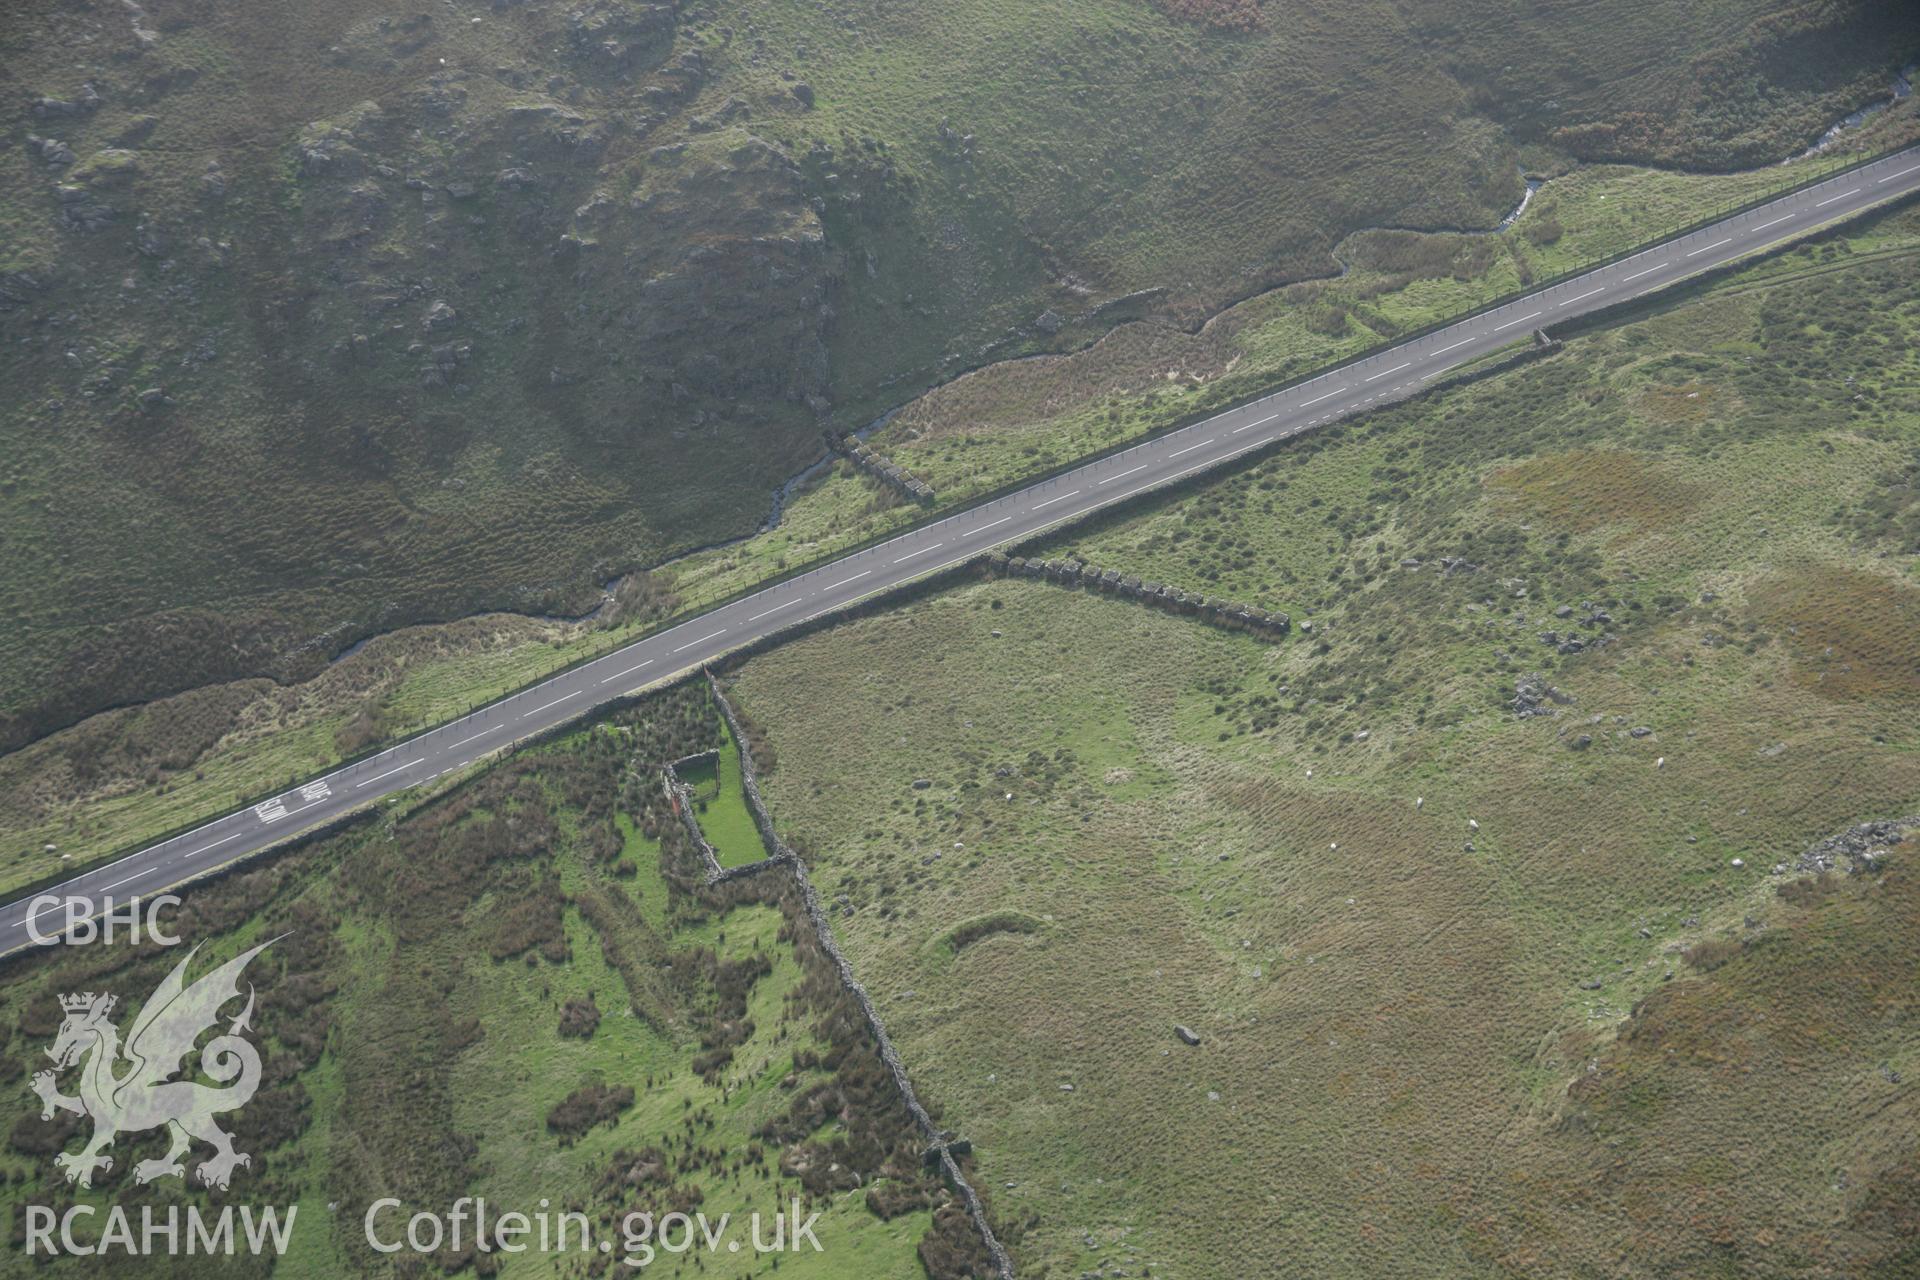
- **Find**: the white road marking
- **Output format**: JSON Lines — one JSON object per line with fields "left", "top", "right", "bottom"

{"left": 1300, "top": 388, "right": 1342, "bottom": 407}
{"left": 356, "top": 758, "right": 426, "bottom": 788}
{"left": 523, "top": 690, "right": 582, "bottom": 717}
{"left": 1558, "top": 287, "right": 1605, "bottom": 307}
{"left": 971, "top": 515, "right": 1014, "bottom": 533}
{"left": 1432, "top": 336, "right": 1475, "bottom": 354}
{"left": 1099, "top": 464, "right": 1150, "bottom": 485}
{"left": 1880, "top": 164, "right": 1920, "bottom": 183}
{"left": 13, "top": 903, "right": 56, "bottom": 928}
{"left": 746, "top": 600, "right": 799, "bottom": 622}
{"left": 99, "top": 867, "right": 156, "bottom": 893}
{"left": 1813, "top": 187, "right": 1860, "bottom": 208}
{"left": 1493, "top": 310, "right": 1543, "bottom": 332}
{"left": 254, "top": 799, "right": 288, "bottom": 823}
{"left": 1684, "top": 237, "right": 1732, "bottom": 257}
{"left": 184, "top": 832, "right": 245, "bottom": 858}
{"left": 1364, "top": 362, "right": 1411, "bottom": 383}
{"left": 671, "top": 629, "right": 727, "bottom": 653}
{"left": 892, "top": 541, "right": 947, "bottom": 561}
{"left": 1167, "top": 440, "right": 1211, "bottom": 458}
{"left": 821, "top": 571, "right": 871, "bottom": 592}
{"left": 1034, "top": 487, "right": 1084, "bottom": 506}
{"left": 1620, "top": 262, "right": 1667, "bottom": 282}
{"left": 1752, "top": 213, "right": 1794, "bottom": 231}
{"left": 450, "top": 724, "right": 505, "bottom": 748}
{"left": 1230, "top": 413, "right": 1279, "bottom": 434}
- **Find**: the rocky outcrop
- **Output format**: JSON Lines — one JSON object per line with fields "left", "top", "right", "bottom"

{"left": 1793, "top": 817, "right": 1913, "bottom": 876}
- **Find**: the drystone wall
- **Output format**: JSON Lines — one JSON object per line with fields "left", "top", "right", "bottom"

{"left": 826, "top": 430, "right": 935, "bottom": 502}
{"left": 984, "top": 550, "right": 1291, "bottom": 638}
{"left": 655, "top": 675, "right": 1015, "bottom": 1278}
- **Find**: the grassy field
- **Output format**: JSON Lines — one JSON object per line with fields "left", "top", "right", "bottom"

{"left": 0, "top": 685, "right": 997, "bottom": 1277}
{"left": 717, "top": 204, "right": 1920, "bottom": 1276}
{"left": 1, "top": 0, "right": 1912, "bottom": 751}
{"left": 678, "top": 721, "right": 774, "bottom": 869}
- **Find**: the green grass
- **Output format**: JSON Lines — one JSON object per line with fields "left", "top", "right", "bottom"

{"left": 718, "top": 202, "right": 1920, "bottom": 1276}
{"left": 680, "top": 721, "right": 774, "bottom": 869}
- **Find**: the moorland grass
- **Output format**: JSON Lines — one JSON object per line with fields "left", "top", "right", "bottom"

{"left": 721, "top": 217, "right": 1920, "bottom": 1275}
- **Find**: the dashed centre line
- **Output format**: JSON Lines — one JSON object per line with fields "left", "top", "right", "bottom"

{"left": 1881, "top": 164, "right": 1920, "bottom": 183}
{"left": 1033, "top": 487, "right": 1083, "bottom": 507}
{"left": 1299, "top": 388, "right": 1342, "bottom": 408}
{"left": 356, "top": 758, "right": 426, "bottom": 788}
{"left": 820, "top": 571, "right": 872, "bottom": 593}
{"left": 1813, "top": 187, "right": 1861, "bottom": 207}
{"left": 1620, "top": 262, "right": 1667, "bottom": 282}
{"left": 450, "top": 724, "right": 505, "bottom": 747}
{"left": 671, "top": 629, "right": 727, "bottom": 653}
{"left": 1098, "top": 464, "right": 1150, "bottom": 485}
{"left": 523, "top": 690, "right": 582, "bottom": 717}
{"left": 1493, "top": 310, "right": 1543, "bottom": 332}
{"left": 746, "top": 600, "right": 798, "bottom": 622}
{"left": 1559, "top": 287, "right": 1605, "bottom": 307}
{"left": 1685, "top": 237, "right": 1732, "bottom": 257}
{"left": 99, "top": 867, "right": 156, "bottom": 894}
{"left": 184, "top": 832, "right": 245, "bottom": 859}
{"left": 1752, "top": 213, "right": 1795, "bottom": 231}
{"left": 1364, "top": 362, "right": 1411, "bottom": 383}
{"left": 892, "top": 541, "right": 947, "bottom": 561}
{"left": 1166, "top": 440, "right": 1211, "bottom": 459}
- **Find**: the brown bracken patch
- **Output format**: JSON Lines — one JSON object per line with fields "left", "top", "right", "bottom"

{"left": 1637, "top": 382, "right": 1724, "bottom": 425}
{"left": 1484, "top": 449, "right": 1702, "bottom": 533}
{"left": 1749, "top": 566, "right": 1920, "bottom": 702}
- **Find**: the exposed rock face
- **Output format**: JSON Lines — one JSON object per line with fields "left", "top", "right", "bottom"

{"left": 288, "top": 84, "right": 839, "bottom": 417}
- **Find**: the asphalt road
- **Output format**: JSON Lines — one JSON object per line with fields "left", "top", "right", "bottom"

{"left": 6, "top": 146, "right": 1919, "bottom": 954}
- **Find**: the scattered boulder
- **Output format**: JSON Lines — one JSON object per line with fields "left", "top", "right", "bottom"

{"left": 1174, "top": 1024, "right": 1201, "bottom": 1047}
{"left": 25, "top": 135, "right": 75, "bottom": 167}
{"left": 1512, "top": 673, "right": 1568, "bottom": 717}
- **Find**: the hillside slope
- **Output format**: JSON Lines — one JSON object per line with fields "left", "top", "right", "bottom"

{"left": 2, "top": 0, "right": 1913, "bottom": 752}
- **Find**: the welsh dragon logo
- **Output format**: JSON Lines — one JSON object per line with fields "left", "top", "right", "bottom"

{"left": 29, "top": 939, "right": 277, "bottom": 1191}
